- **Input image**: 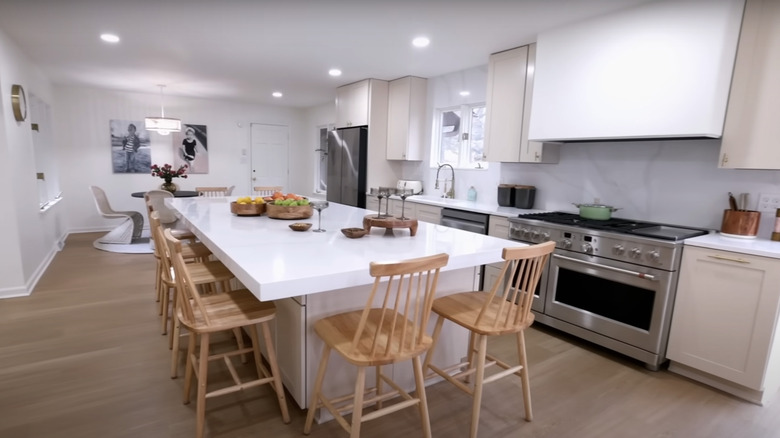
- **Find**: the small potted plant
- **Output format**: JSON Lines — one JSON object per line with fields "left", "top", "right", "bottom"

{"left": 151, "top": 163, "right": 188, "bottom": 193}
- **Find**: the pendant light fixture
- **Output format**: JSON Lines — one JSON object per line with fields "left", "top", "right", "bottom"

{"left": 145, "top": 84, "right": 181, "bottom": 135}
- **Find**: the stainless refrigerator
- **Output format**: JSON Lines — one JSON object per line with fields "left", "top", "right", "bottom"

{"left": 326, "top": 127, "right": 368, "bottom": 208}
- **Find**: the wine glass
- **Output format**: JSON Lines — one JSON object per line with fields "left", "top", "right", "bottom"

{"left": 310, "top": 200, "right": 329, "bottom": 232}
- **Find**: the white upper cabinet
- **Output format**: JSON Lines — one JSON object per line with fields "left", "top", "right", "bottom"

{"left": 484, "top": 44, "right": 559, "bottom": 163}
{"left": 387, "top": 76, "right": 427, "bottom": 161}
{"left": 720, "top": 0, "right": 780, "bottom": 169}
{"left": 335, "top": 80, "right": 370, "bottom": 128}
{"left": 528, "top": 0, "right": 745, "bottom": 142}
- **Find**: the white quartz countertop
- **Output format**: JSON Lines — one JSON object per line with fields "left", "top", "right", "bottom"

{"left": 167, "top": 197, "right": 526, "bottom": 301}
{"left": 684, "top": 233, "right": 780, "bottom": 259}
{"left": 401, "top": 195, "right": 548, "bottom": 218}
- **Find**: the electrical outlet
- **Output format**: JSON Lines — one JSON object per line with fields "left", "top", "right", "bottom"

{"left": 757, "top": 193, "right": 780, "bottom": 213}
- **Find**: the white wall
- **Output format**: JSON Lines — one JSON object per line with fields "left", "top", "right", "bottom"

{"left": 54, "top": 86, "right": 307, "bottom": 233}
{"left": 0, "top": 27, "right": 64, "bottom": 298}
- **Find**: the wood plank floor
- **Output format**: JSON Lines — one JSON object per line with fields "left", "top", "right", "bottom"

{"left": 1, "top": 232, "right": 779, "bottom": 437}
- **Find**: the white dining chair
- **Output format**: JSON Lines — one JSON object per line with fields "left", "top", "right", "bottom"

{"left": 89, "top": 185, "right": 144, "bottom": 244}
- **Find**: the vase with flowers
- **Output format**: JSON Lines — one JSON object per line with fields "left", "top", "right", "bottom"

{"left": 151, "top": 163, "right": 188, "bottom": 193}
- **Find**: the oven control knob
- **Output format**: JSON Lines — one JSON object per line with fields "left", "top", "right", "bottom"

{"left": 520, "top": 228, "right": 529, "bottom": 238}
{"left": 613, "top": 244, "right": 625, "bottom": 255}
{"left": 561, "top": 239, "right": 572, "bottom": 249}
{"left": 647, "top": 250, "right": 661, "bottom": 262}
{"left": 541, "top": 232, "right": 551, "bottom": 241}
{"left": 531, "top": 230, "right": 540, "bottom": 240}
{"left": 582, "top": 243, "right": 594, "bottom": 254}
{"left": 630, "top": 248, "right": 642, "bottom": 258}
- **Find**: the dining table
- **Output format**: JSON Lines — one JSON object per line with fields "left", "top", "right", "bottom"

{"left": 165, "top": 196, "right": 527, "bottom": 416}
{"left": 131, "top": 190, "right": 200, "bottom": 198}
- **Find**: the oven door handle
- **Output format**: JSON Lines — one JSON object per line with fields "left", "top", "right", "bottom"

{"left": 553, "top": 254, "right": 657, "bottom": 281}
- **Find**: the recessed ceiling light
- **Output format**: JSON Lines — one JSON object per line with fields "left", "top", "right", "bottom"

{"left": 412, "top": 36, "right": 430, "bottom": 48}
{"left": 329, "top": 68, "right": 342, "bottom": 77}
{"left": 100, "top": 33, "right": 120, "bottom": 43}
{"left": 272, "top": 91, "right": 283, "bottom": 98}
{"left": 459, "top": 91, "right": 471, "bottom": 97}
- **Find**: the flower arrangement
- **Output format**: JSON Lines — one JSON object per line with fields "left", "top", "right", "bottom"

{"left": 151, "top": 163, "right": 188, "bottom": 183}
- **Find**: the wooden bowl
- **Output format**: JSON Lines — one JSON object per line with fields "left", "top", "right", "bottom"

{"left": 230, "top": 201, "right": 265, "bottom": 216}
{"left": 289, "top": 222, "right": 312, "bottom": 232}
{"left": 341, "top": 228, "right": 368, "bottom": 239}
{"left": 266, "top": 203, "right": 313, "bottom": 220}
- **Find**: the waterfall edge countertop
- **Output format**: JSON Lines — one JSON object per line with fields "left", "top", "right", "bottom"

{"left": 167, "top": 197, "right": 526, "bottom": 301}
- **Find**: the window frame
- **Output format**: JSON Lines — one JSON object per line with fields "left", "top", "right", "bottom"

{"left": 431, "top": 103, "right": 488, "bottom": 170}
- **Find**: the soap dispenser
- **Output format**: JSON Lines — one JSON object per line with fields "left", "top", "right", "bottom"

{"left": 467, "top": 186, "right": 477, "bottom": 202}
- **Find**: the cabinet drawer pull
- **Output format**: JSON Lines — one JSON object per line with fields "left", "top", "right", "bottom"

{"left": 707, "top": 254, "right": 750, "bottom": 264}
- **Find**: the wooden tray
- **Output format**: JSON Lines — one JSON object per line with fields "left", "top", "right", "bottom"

{"left": 363, "top": 215, "right": 418, "bottom": 236}
{"left": 266, "top": 203, "right": 313, "bottom": 220}
{"left": 230, "top": 201, "right": 266, "bottom": 216}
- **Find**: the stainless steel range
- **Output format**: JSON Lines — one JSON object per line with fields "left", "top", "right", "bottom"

{"left": 508, "top": 212, "right": 709, "bottom": 370}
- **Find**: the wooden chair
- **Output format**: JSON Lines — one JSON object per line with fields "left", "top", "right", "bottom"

{"left": 195, "top": 186, "right": 233, "bottom": 197}
{"left": 304, "top": 253, "right": 450, "bottom": 438}
{"left": 422, "top": 241, "right": 555, "bottom": 438}
{"left": 89, "top": 185, "right": 144, "bottom": 244}
{"left": 253, "top": 186, "right": 283, "bottom": 197}
{"left": 163, "top": 228, "right": 290, "bottom": 438}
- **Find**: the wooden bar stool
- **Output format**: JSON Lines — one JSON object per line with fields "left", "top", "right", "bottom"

{"left": 304, "top": 253, "right": 449, "bottom": 438}
{"left": 422, "top": 242, "right": 554, "bottom": 438}
{"left": 195, "top": 186, "right": 233, "bottom": 197}
{"left": 163, "top": 228, "right": 290, "bottom": 438}
{"left": 253, "top": 186, "right": 283, "bottom": 197}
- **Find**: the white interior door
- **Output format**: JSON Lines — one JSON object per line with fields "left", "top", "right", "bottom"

{"left": 250, "top": 124, "right": 289, "bottom": 191}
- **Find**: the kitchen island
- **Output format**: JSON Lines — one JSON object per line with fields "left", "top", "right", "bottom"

{"left": 167, "top": 197, "right": 526, "bottom": 412}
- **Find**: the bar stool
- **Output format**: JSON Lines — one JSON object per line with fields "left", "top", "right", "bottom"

{"left": 163, "top": 228, "right": 290, "bottom": 438}
{"left": 423, "top": 242, "right": 554, "bottom": 438}
{"left": 304, "top": 253, "right": 449, "bottom": 438}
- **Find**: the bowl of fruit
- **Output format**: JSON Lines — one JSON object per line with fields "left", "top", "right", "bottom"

{"left": 230, "top": 196, "right": 266, "bottom": 216}
{"left": 265, "top": 191, "right": 313, "bottom": 219}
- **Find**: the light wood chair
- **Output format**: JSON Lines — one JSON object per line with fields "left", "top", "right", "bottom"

{"left": 304, "top": 253, "right": 449, "bottom": 438}
{"left": 89, "top": 185, "right": 144, "bottom": 244}
{"left": 163, "top": 228, "right": 290, "bottom": 438}
{"left": 195, "top": 186, "right": 234, "bottom": 197}
{"left": 422, "top": 241, "right": 555, "bottom": 438}
{"left": 253, "top": 186, "right": 283, "bottom": 197}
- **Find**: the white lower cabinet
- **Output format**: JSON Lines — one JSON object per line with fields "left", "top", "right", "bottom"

{"left": 667, "top": 245, "right": 780, "bottom": 404}
{"left": 268, "top": 297, "right": 307, "bottom": 409}
{"left": 413, "top": 203, "right": 441, "bottom": 224}
{"left": 488, "top": 215, "right": 510, "bottom": 239}
{"left": 365, "top": 195, "right": 379, "bottom": 213}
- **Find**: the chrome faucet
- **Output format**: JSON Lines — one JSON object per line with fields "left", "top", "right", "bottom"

{"left": 434, "top": 163, "right": 455, "bottom": 199}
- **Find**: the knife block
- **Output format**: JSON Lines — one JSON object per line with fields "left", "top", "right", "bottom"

{"left": 720, "top": 210, "right": 760, "bottom": 237}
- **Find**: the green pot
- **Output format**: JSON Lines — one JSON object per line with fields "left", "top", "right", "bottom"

{"left": 572, "top": 203, "right": 620, "bottom": 220}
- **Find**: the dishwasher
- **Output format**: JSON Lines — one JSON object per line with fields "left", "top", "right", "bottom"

{"left": 440, "top": 208, "right": 490, "bottom": 289}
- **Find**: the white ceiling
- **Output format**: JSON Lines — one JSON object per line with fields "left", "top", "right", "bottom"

{"left": 0, "top": 0, "right": 655, "bottom": 108}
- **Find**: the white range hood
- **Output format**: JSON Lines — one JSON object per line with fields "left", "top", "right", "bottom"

{"left": 528, "top": 0, "right": 745, "bottom": 143}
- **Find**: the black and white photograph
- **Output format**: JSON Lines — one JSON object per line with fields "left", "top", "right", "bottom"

{"left": 110, "top": 119, "right": 151, "bottom": 173}
{"left": 173, "top": 124, "right": 208, "bottom": 174}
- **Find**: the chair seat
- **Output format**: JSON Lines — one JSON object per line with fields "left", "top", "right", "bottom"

{"left": 181, "top": 289, "right": 276, "bottom": 334}
{"left": 432, "top": 291, "right": 534, "bottom": 336}
{"left": 181, "top": 242, "right": 211, "bottom": 260}
{"left": 314, "top": 308, "right": 432, "bottom": 367}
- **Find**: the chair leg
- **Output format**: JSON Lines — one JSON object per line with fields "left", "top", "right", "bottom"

{"left": 195, "top": 332, "right": 210, "bottom": 438}
{"left": 517, "top": 330, "right": 533, "bottom": 421}
{"left": 470, "top": 334, "right": 488, "bottom": 438}
{"left": 376, "top": 365, "right": 383, "bottom": 410}
{"left": 259, "top": 321, "right": 290, "bottom": 423}
{"left": 422, "top": 315, "right": 445, "bottom": 374}
{"left": 465, "top": 331, "right": 477, "bottom": 384}
{"left": 232, "top": 328, "right": 247, "bottom": 364}
{"left": 413, "top": 356, "right": 432, "bottom": 438}
{"left": 304, "top": 345, "right": 332, "bottom": 435}
{"left": 183, "top": 332, "right": 198, "bottom": 403}
{"left": 160, "top": 285, "right": 169, "bottom": 335}
{"left": 168, "top": 285, "right": 178, "bottom": 349}
{"left": 154, "top": 259, "right": 162, "bottom": 302}
{"left": 350, "top": 366, "right": 366, "bottom": 438}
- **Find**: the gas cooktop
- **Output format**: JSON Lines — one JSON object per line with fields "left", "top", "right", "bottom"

{"left": 516, "top": 212, "right": 709, "bottom": 241}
